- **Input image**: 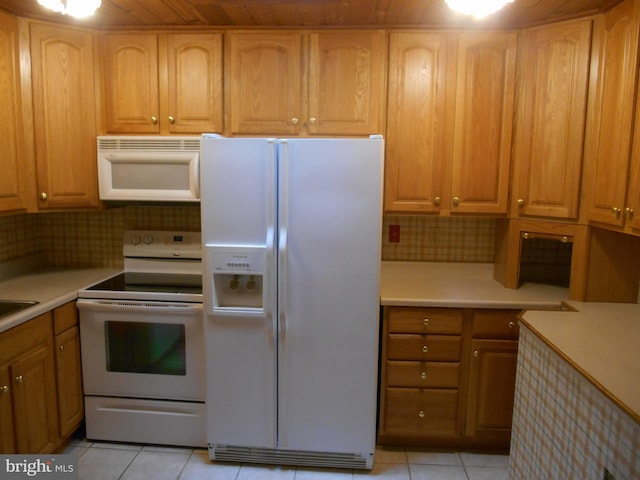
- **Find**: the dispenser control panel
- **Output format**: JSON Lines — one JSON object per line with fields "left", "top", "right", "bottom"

{"left": 208, "top": 245, "right": 266, "bottom": 274}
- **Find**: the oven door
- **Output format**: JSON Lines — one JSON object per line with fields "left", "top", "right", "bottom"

{"left": 77, "top": 299, "right": 204, "bottom": 401}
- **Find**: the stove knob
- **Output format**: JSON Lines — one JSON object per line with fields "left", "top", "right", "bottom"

{"left": 132, "top": 235, "right": 142, "bottom": 245}
{"left": 143, "top": 234, "right": 154, "bottom": 245}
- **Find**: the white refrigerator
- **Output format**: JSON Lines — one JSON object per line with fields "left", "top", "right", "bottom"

{"left": 200, "top": 135, "right": 383, "bottom": 469}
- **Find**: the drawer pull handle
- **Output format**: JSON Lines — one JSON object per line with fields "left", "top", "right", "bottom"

{"left": 418, "top": 410, "right": 425, "bottom": 418}
{"left": 422, "top": 345, "right": 429, "bottom": 353}
{"left": 423, "top": 318, "right": 429, "bottom": 326}
{"left": 420, "top": 372, "right": 427, "bottom": 380}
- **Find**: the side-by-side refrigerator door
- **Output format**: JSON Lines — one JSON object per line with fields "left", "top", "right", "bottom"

{"left": 276, "top": 138, "right": 384, "bottom": 457}
{"left": 201, "top": 136, "right": 278, "bottom": 450}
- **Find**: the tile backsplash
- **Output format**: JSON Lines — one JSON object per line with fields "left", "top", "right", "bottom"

{"left": 1, "top": 209, "right": 496, "bottom": 268}
{"left": 0, "top": 206, "right": 202, "bottom": 268}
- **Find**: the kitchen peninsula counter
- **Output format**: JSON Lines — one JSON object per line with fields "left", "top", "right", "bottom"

{"left": 0, "top": 267, "right": 120, "bottom": 334}
{"left": 520, "top": 303, "right": 640, "bottom": 425}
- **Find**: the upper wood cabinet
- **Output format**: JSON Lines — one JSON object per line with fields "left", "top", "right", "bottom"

{"left": 227, "top": 30, "right": 386, "bottom": 136}
{"left": 30, "top": 23, "right": 99, "bottom": 210}
{"left": 102, "top": 32, "right": 223, "bottom": 134}
{"left": 385, "top": 31, "right": 516, "bottom": 215}
{"left": 227, "top": 31, "right": 302, "bottom": 135}
{"left": 511, "top": 19, "right": 593, "bottom": 220}
{"left": 450, "top": 32, "right": 516, "bottom": 215}
{"left": 583, "top": 0, "right": 640, "bottom": 227}
{"left": 0, "top": 11, "right": 28, "bottom": 214}
{"left": 307, "top": 31, "right": 386, "bottom": 136}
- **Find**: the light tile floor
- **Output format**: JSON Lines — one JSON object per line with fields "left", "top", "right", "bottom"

{"left": 62, "top": 436, "right": 509, "bottom": 480}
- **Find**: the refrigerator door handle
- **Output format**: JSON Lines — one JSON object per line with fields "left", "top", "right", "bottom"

{"left": 265, "top": 140, "right": 278, "bottom": 329}
{"left": 278, "top": 140, "right": 289, "bottom": 351}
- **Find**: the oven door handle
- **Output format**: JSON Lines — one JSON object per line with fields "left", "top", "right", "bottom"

{"left": 76, "top": 298, "right": 202, "bottom": 314}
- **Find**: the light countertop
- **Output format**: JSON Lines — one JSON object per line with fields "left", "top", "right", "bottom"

{"left": 0, "top": 267, "right": 120, "bottom": 334}
{"left": 380, "top": 261, "right": 568, "bottom": 309}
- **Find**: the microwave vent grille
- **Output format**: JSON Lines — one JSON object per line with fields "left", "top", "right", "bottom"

{"left": 98, "top": 136, "right": 201, "bottom": 152}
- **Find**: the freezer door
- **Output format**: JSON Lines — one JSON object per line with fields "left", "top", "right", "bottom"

{"left": 202, "top": 137, "right": 278, "bottom": 449}
{"left": 200, "top": 136, "right": 276, "bottom": 246}
{"left": 277, "top": 138, "right": 383, "bottom": 454}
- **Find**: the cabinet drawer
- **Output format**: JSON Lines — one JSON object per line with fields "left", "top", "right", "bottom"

{"left": 387, "top": 334, "right": 462, "bottom": 361}
{"left": 386, "top": 361, "right": 460, "bottom": 388}
{"left": 53, "top": 302, "right": 78, "bottom": 335}
{"left": 387, "top": 307, "right": 464, "bottom": 334}
{"left": 471, "top": 309, "right": 520, "bottom": 339}
{"left": 384, "top": 387, "right": 458, "bottom": 437}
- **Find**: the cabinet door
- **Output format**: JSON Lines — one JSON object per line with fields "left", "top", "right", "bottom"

{"left": 228, "top": 32, "right": 303, "bottom": 135}
{"left": 0, "top": 367, "right": 15, "bottom": 453}
{"left": 54, "top": 326, "right": 83, "bottom": 438}
{"left": 450, "top": 32, "right": 516, "bottom": 215}
{"left": 11, "top": 345, "right": 59, "bottom": 454}
{"left": 627, "top": 87, "right": 640, "bottom": 231}
{"left": 584, "top": 0, "right": 640, "bottom": 226}
{"left": 0, "top": 11, "right": 27, "bottom": 213}
{"left": 512, "top": 19, "right": 592, "bottom": 220}
{"left": 165, "top": 33, "right": 223, "bottom": 134}
{"left": 30, "top": 24, "right": 99, "bottom": 209}
{"left": 103, "top": 33, "right": 160, "bottom": 133}
{"left": 308, "top": 30, "right": 386, "bottom": 135}
{"left": 385, "top": 32, "right": 451, "bottom": 213}
{"left": 466, "top": 339, "right": 517, "bottom": 442}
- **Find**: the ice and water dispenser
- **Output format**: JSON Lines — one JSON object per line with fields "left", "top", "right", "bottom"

{"left": 208, "top": 246, "right": 267, "bottom": 316}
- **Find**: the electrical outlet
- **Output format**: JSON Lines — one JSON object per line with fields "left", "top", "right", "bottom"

{"left": 389, "top": 225, "right": 400, "bottom": 243}
{"left": 603, "top": 467, "right": 616, "bottom": 480}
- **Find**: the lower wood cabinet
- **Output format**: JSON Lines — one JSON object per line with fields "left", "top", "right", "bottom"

{"left": 0, "top": 313, "right": 58, "bottom": 454}
{"left": 378, "top": 306, "right": 520, "bottom": 450}
{"left": 53, "top": 302, "right": 84, "bottom": 439}
{"left": 0, "top": 301, "right": 84, "bottom": 454}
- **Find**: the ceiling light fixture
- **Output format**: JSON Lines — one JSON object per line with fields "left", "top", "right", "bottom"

{"left": 445, "top": 0, "right": 515, "bottom": 19}
{"left": 37, "top": 0, "right": 102, "bottom": 18}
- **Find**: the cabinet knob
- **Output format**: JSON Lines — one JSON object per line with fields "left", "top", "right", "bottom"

{"left": 452, "top": 196, "right": 460, "bottom": 207}
{"left": 422, "top": 345, "right": 429, "bottom": 353}
{"left": 517, "top": 198, "right": 525, "bottom": 207}
{"left": 418, "top": 410, "right": 425, "bottom": 418}
{"left": 625, "top": 207, "right": 635, "bottom": 218}
{"left": 473, "top": 350, "right": 479, "bottom": 358}
{"left": 561, "top": 236, "right": 569, "bottom": 243}
{"left": 612, "top": 207, "right": 622, "bottom": 215}
{"left": 420, "top": 372, "right": 427, "bottom": 380}
{"left": 0, "top": 385, "right": 8, "bottom": 394}
{"left": 40, "top": 192, "right": 48, "bottom": 201}
{"left": 309, "top": 117, "right": 317, "bottom": 124}
{"left": 168, "top": 116, "right": 175, "bottom": 124}
{"left": 59, "top": 345, "right": 65, "bottom": 351}
{"left": 15, "top": 375, "right": 23, "bottom": 384}
{"left": 423, "top": 318, "right": 429, "bottom": 326}
{"left": 151, "top": 116, "right": 158, "bottom": 125}
{"left": 434, "top": 196, "right": 441, "bottom": 206}
{"left": 509, "top": 321, "right": 515, "bottom": 329}
{"left": 291, "top": 117, "right": 299, "bottom": 125}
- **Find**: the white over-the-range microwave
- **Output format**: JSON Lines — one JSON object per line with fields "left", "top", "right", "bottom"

{"left": 97, "top": 136, "right": 201, "bottom": 202}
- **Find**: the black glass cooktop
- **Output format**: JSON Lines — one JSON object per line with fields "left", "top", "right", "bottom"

{"left": 87, "top": 273, "right": 202, "bottom": 295}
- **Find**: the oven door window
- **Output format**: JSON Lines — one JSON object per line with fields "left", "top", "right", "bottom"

{"left": 105, "top": 321, "right": 186, "bottom": 375}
